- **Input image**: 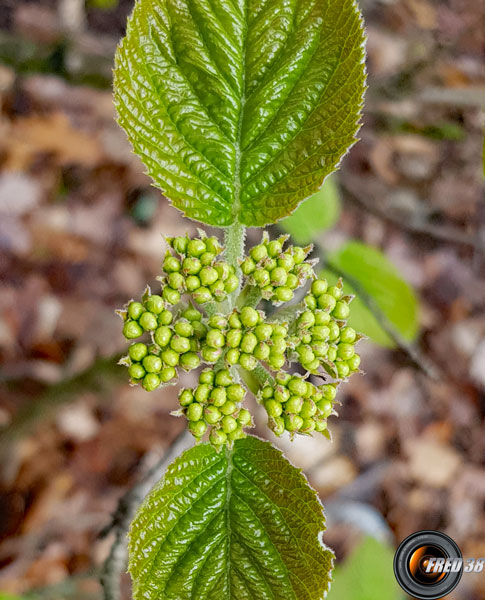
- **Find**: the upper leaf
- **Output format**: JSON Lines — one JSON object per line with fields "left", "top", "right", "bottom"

{"left": 323, "top": 241, "right": 419, "bottom": 347}
{"left": 128, "top": 435, "right": 334, "bottom": 599}
{"left": 114, "top": 0, "right": 366, "bottom": 227}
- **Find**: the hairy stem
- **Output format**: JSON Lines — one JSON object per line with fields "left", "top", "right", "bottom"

{"left": 236, "top": 283, "right": 262, "bottom": 309}
{"left": 224, "top": 221, "right": 246, "bottom": 308}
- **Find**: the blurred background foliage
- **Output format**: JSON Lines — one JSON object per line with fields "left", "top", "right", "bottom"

{"left": 0, "top": 0, "right": 484, "bottom": 598}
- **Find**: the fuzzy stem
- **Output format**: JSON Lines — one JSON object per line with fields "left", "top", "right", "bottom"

{"left": 236, "top": 283, "right": 262, "bottom": 310}
{"left": 224, "top": 221, "right": 246, "bottom": 308}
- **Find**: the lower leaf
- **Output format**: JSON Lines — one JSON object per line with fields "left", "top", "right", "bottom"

{"left": 128, "top": 435, "right": 334, "bottom": 600}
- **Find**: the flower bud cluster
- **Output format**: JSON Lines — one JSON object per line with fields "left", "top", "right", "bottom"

{"left": 260, "top": 372, "right": 337, "bottom": 437}
{"left": 177, "top": 368, "right": 253, "bottom": 448}
{"left": 200, "top": 307, "right": 288, "bottom": 372}
{"left": 160, "top": 233, "right": 238, "bottom": 305}
{"left": 240, "top": 233, "right": 315, "bottom": 304}
{"left": 293, "top": 278, "right": 361, "bottom": 379}
{"left": 120, "top": 293, "right": 205, "bottom": 391}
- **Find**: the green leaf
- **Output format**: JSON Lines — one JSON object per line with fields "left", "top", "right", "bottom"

{"left": 279, "top": 176, "right": 341, "bottom": 244}
{"left": 323, "top": 241, "right": 419, "bottom": 347}
{"left": 114, "top": 0, "right": 366, "bottom": 227}
{"left": 128, "top": 435, "right": 334, "bottom": 599}
{"left": 327, "top": 536, "right": 404, "bottom": 600}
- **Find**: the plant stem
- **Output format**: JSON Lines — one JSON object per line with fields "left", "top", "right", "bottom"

{"left": 224, "top": 220, "right": 246, "bottom": 307}
{"left": 236, "top": 283, "right": 262, "bottom": 309}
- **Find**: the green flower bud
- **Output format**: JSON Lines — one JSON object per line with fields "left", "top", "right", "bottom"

{"left": 288, "top": 377, "right": 307, "bottom": 397}
{"left": 226, "top": 329, "right": 242, "bottom": 348}
{"left": 241, "top": 258, "right": 256, "bottom": 275}
{"left": 292, "top": 246, "right": 306, "bottom": 264}
{"left": 262, "top": 386, "right": 274, "bottom": 399}
{"left": 264, "top": 399, "right": 282, "bottom": 417}
{"left": 142, "top": 355, "right": 162, "bottom": 373}
{"left": 286, "top": 273, "right": 299, "bottom": 289}
{"left": 348, "top": 354, "right": 361, "bottom": 371}
{"left": 298, "top": 310, "right": 316, "bottom": 330}
{"left": 170, "top": 335, "right": 191, "bottom": 354}
{"left": 200, "top": 251, "right": 216, "bottom": 266}
{"left": 182, "top": 256, "right": 202, "bottom": 275}
{"left": 193, "top": 287, "right": 213, "bottom": 304}
{"left": 327, "top": 346, "right": 337, "bottom": 362}
{"left": 167, "top": 272, "right": 185, "bottom": 291}
{"left": 199, "top": 369, "right": 215, "bottom": 385}
{"left": 239, "top": 353, "right": 258, "bottom": 371}
{"left": 227, "top": 384, "right": 245, "bottom": 402}
{"left": 142, "top": 373, "right": 160, "bottom": 391}
{"left": 185, "top": 275, "right": 201, "bottom": 291}
{"left": 314, "top": 310, "right": 331, "bottom": 326}
{"left": 314, "top": 418, "right": 328, "bottom": 433}
{"left": 160, "top": 366, "right": 177, "bottom": 382}
{"left": 274, "top": 387, "right": 290, "bottom": 403}
{"left": 328, "top": 285, "right": 343, "bottom": 299}
{"left": 129, "top": 342, "right": 148, "bottom": 362}
{"left": 171, "top": 236, "right": 188, "bottom": 255}
{"left": 189, "top": 420, "right": 207, "bottom": 438}
{"left": 337, "top": 342, "right": 355, "bottom": 360}
{"left": 192, "top": 321, "right": 207, "bottom": 339}
{"left": 270, "top": 267, "right": 288, "bottom": 286}
{"left": 226, "top": 348, "right": 240, "bottom": 365}
{"left": 296, "top": 263, "right": 313, "bottom": 279}
{"left": 208, "top": 314, "right": 227, "bottom": 330}
{"left": 224, "top": 274, "right": 239, "bottom": 293}
{"left": 201, "top": 346, "right": 222, "bottom": 363}
{"left": 305, "top": 295, "right": 317, "bottom": 310}
{"left": 297, "top": 345, "right": 315, "bottom": 365}
{"left": 162, "top": 287, "right": 181, "bottom": 305}
{"left": 173, "top": 320, "right": 193, "bottom": 338}
{"left": 271, "top": 336, "right": 287, "bottom": 355}
{"left": 145, "top": 295, "right": 164, "bottom": 315}
{"left": 300, "top": 400, "right": 317, "bottom": 419}
{"left": 129, "top": 363, "right": 145, "bottom": 380}
{"left": 210, "top": 387, "right": 227, "bottom": 407}
{"left": 269, "top": 416, "right": 285, "bottom": 436}
{"left": 163, "top": 255, "right": 181, "bottom": 273}
{"left": 250, "top": 244, "right": 268, "bottom": 263}
{"left": 187, "top": 239, "right": 206, "bottom": 257}
{"left": 206, "top": 329, "right": 225, "bottom": 349}
{"left": 158, "top": 309, "right": 173, "bottom": 325}
{"left": 273, "top": 324, "right": 288, "bottom": 337}
{"left": 237, "top": 409, "right": 252, "bottom": 427}
{"left": 301, "top": 419, "right": 316, "bottom": 433}
{"left": 161, "top": 348, "right": 179, "bottom": 367}
{"left": 328, "top": 322, "right": 340, "bottom": 341}
{"left": 286, "top": 396, "right": 304, "bottom": 414}
{"left": 214, "top": 261, "right": 230, "bottom": 281}
{"left": 240, "top": 306, "right": 259, "bottom": 328}
{"left": 228, "top": 312, "right": 242, "bottom": 329}
{"left": 241, "top": 332, "right": 258, "bottom": 354}
{"left": 274, "top": 286, "right": 293, "bottom": 303}
{"left": 179, "top": 389, "right": 194, "bottom": 407}
{"left": 254, "top": 342, "right": 270, "bottom": 361}
{"left": 195, "top": 383, "right": 211, "bottom": 404}
{"left": 277, "top": 254, "right": 294, "bottom": 271}
{"left": 317, "top": 399, "right": 333, "bottom": 418}
{"left": 220, "top": 400, "right": 237, "bottom": 415}
{"left": 267, "top": 240, "right": 283, "bottom": 257}
{"left": 253, "top": 268, "right": 271, "bottom": 287}
{"left": 183, "top": 305, "right": 202, "bottom": 322}
{"left": 268, "top": 354, "right": 286, "bottom": 370}
{"left": 333, "top": 301, "right": 350, "bottom": 320}
{"left": 264, "top": 258, "right": 277, "bottom": 271}
{"left": 204, "top": 405, "right": 222, "bottom": 424}
{"left": 209, "top": 428, "right": 227, "bottom": 446}
{"left": 179, "top": 352, "right": 200, "bottom": 371}
{"left": 123, "top": 320, "right": 144, "bottom": 340}
{"left": 312, "top": 342, "right": 329, "bottom": 357}
{"left": 311, "top": 279, "right": 328, "bottom": 297}
{"left": 205, "top": 236, "right": 222, "bottom": 255}
{"left": 317, "top": 294, "right": 336, "bottom": 311}
{"left": 128, "top": 301, "right": 144, "bottom": 320}
{"left": 215, "top": 369, "right": 232, "bottom": 387}
{"left": 222, "top": 415, "right": 238, "bottom": 434}
{"left": 276, "top": 371, "right": 291, "bottom": 385}
{"left": 199, "top": 266, "right": 218, "bottom": 287}
{"left": 254, "top": 323, "right": 272, "bottom": 342}
{"left": 312, "top": 325, "right": 330, "bottom": 341}
{"left": 285, "top": 414, "right": 303, "bottom": 432}
{"left": 339, "top": 326, "right": 356, "bottom": 343}
{"left": 301, "top": 333, "right": 312, "bottom": 344}
{"left": 336, "top": 361, "right": 350, "bottom": 378}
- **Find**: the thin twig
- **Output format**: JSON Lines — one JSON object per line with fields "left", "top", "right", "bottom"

{"left": 99, "top": 429, "right": 194, "bottom": 600}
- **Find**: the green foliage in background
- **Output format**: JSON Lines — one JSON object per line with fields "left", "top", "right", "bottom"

{"left": 128, "top": 436, "right": 334, "bottom": 599}
{"left": 114, "top": 0, "right": 366, "bottom": 226}
{"left": 280, "top": 176, "right": 341, "bottom": 244}
{"left": 327, "top": 536, "right": 404, "bottom": 600}
{"left": 323, "top": 241, "right": 418, "bottom": 347}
